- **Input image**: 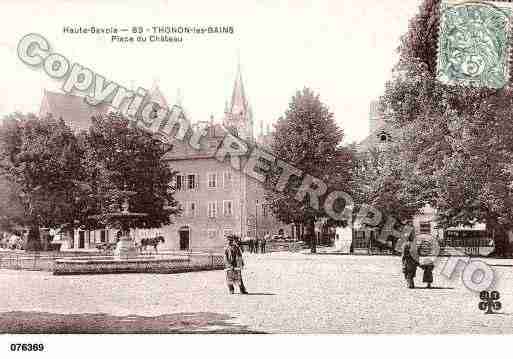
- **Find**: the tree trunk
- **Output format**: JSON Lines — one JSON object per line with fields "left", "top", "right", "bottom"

{"left": 25, "top": 225, "right": 41, "bottom": 252}
{"left": 307, "top": 217, "right": 316, "bottom": 253}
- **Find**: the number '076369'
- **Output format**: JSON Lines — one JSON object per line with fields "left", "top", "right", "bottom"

{"left": 10, "top": 343, "right": 45, "bottom": 351}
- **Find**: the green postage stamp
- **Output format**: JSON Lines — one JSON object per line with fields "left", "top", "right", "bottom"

{"left": 437, "top": 0, "right": 513, "bottom": 88}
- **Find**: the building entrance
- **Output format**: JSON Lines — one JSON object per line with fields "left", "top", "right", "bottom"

{"left": 179, "top": 227, "right": 190, "bottom": 251}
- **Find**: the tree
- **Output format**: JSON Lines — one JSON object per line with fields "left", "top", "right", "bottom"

{"left": 0, "top": 111, "right": 181, "bottom": 250}
{"left": 0, "top": 176, "right": 25, "bottom": 232}
{"left": 83, "top": 112, "right": 180, "bottom": 230}
{"left": 265, "top": 88, "right": 355, "bottom": 253}
{"left": 0, "top": 114, "right": 89, "bottom": 250}
{"left": 354, "top": 145, "right": 425, "bottom": 238}
{"left": 379, "top": 0, "right": 513, "bottom": 256}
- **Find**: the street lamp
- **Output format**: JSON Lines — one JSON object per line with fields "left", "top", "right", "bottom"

{"left": 255, "top": 199, "right": 259, "bottom": 240}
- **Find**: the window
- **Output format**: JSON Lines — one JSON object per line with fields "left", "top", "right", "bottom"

{"left": 176, "top": 175, "right": 184, "bottom": 191}
{"left": 378, "top": 131, "right": 391, "bottom": 143}
{"left": 100, "top": 230, "right": 107, "bottom": 243}
{"left": 263, "top": 204, "right": 268, "bottom": 217}
{"left": 223, "top": 200, "right": 233, "bottom": 217}
{"left": 188, "top": 201, "right": 197, "bottom": 217}
{"left": 187, "top": 174, "right": 198, "bottom": 190}
{"left": 208, "top": 173, "right": 217, "bottom": 188}
{"left": 208, "top": 201, "right": 217, "bottom": 218}
{"left": 419, "top": 221, "right": 431, "bottom": 234}
{"left": 223, "top": 228, "right": 233, "bottom": 238}
{"left": 208, "top": 229, "right": 218, "bottom": 239}
{"left": 224, "top": 172, "right": 232, "bottom": 188}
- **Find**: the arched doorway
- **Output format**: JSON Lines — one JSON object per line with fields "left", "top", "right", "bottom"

{"left": 178, "top": 226, "right": 190, "bottom": 251}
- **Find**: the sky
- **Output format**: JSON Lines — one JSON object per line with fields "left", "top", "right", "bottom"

{"left": 0, "top": 0, "right": 422, "bottom": 143}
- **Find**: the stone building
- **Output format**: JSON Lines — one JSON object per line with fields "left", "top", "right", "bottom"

{"left": 159, "top": 65, "right": 291, "bottom": 252}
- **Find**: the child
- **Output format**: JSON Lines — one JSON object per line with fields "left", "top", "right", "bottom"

{"left": 420, "top": 259, "right": 435, "bottom": 288}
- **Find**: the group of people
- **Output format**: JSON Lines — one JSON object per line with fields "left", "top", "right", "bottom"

{"left": 225, "top": 231, "right": 437, "bottom": 296}
{"left": 246, "top": 232, "right": 270, "bottom": 254}
{"left": 401, "top": 233, "right": 435, "bottom": 289}
{"left": 0, "top": 232, "right": 24, "bottom": 250}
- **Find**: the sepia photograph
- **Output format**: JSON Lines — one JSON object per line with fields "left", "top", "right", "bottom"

{"left": 1, "top": 0, "right": 512, "bottom": 357}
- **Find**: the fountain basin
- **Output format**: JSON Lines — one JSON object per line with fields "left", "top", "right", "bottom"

{"left": 53, "top": 253, "right": 224, "bottom": 275}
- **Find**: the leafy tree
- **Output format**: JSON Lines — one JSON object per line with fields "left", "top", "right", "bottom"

{"left": 0, "top": 176, "right": 25, "bottom": 232}
{"left": 83, "top": 112, "right": 180, "bottom": 230}
{"left": 0, "top": 114, "right": 89, "bottom": 250}
{"left": 379, "top": 0, "right": 513, "bottom": 256}
{"left": 0, "top": 111, "right": 181, "bottom": 250}
{"left": 354, "top": 145, "right": 425, "bottom": 234}
{"left": 265, "top": 88, "right": 355, "bottom": 253}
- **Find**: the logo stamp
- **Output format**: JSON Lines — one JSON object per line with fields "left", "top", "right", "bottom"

{"left": 479, "top": 290, "right": 502, "bottom": 314}
{"left": 437, "top": 1, "right": 513, "bottom": 88}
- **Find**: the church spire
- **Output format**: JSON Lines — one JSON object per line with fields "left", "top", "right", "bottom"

{"left": 223, "top": 58, "right": 254, "bottom": 141}
{"left": 230, "top": 61, "right": 248, "bottom": 115}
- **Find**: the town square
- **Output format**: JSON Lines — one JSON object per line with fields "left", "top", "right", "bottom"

{"left": 2, "top": 253, "right": 513, "bottom": 334}
{"left": 3, "top": 0, "right": 513, "bottom": 348}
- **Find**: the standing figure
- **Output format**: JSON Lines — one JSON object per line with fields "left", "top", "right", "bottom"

{"left": 235, "top": 236, "right": 244, "bottom": 253}
{"left": 248, "top": 237, "right": 254, "bottom": 253}
{"left": 254, "top": 236, "right": 260, "bottom": 254}
{"left": 262, "top": 232, "right": 270, "bottom": 253}
{"left": 401, "top": 233, "right": 419, "bottom": 289}
{"left": 224, "top": 235, "right": 248, "bottom": 294}
{"left": 420, "top": 259, "right": 435, "bottom": 288}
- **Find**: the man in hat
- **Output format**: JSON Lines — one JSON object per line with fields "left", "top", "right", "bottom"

{"left": 224, "top": 234, "right": 248, "bottom": 294}
{"left": 402, "top": 232, "right": 419, "bottom": 289}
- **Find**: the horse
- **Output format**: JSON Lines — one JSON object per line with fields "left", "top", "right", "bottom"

{"left": 96, "top": 242, "right": 117, "bottom": 253}
{"left": 139, "top": 236, "right": 165, "bottom": 254}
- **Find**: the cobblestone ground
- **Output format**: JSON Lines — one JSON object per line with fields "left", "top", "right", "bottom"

{"left": 1, "top": 253, "right": 512, "bottom": 333}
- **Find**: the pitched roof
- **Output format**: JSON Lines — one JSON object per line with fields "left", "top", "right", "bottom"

{"left": 39, "top": 90, "right": 110, "bottom": 132}
{"left": 162, "top": 123, "right": 228, "bottom": 161}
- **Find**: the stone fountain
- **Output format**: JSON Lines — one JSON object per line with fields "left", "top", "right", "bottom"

{"left": 88, "top": 189, "right": 148, "bottom": 259}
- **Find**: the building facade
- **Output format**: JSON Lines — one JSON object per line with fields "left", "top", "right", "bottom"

{"left": 158, "top": 66, "right": 290, "bottom": 252}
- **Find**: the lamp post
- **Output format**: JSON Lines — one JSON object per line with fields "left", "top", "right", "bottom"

{"left": 255, "top": 199, "right": 259, "bottom": 240}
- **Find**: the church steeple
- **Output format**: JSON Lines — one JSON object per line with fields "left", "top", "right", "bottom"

{"left": 223, "top": 60, "right": 254, "bottom": 141}
{"left": 230, "top": 62, "right": 248, "bottom": 115}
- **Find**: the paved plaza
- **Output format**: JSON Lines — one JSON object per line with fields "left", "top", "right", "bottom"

{"left": 1, "top": 253, "right": 512, "bottom": 334}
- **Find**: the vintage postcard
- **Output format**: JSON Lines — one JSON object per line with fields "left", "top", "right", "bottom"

{"left": 0, "top": 0, "right": 512, "bottom": 356}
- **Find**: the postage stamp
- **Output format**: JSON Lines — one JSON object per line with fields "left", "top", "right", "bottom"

{"left": 437, "top": 0, "right": 513, "bottom": 88}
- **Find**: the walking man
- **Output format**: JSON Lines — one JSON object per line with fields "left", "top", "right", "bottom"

{"left": 402, "top": 232, "right": 419, "bottom": 289}
{"left": 224, "top": 235, "right": 248, "bottom": 294}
